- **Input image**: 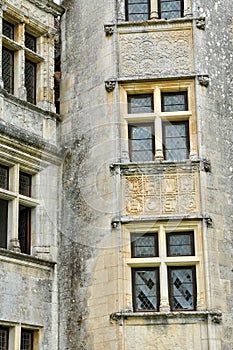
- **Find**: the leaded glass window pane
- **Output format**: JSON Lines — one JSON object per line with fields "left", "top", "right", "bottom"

{"left": 159, "top": 0, "right": 184, "bottom": 19}
{"left": 0, "top": 199, "right": 8, "bottom": 249}
{"left": 163, "top": 121, "right": 189, "bottom": 160}
{"left": 20, "top": 330, "right": 33, "bottom": 350}
{"left": 168, "top": 267, "right": 196, "bottom": 310}
{"left": 131, "top": 233, "right": 158, "bottom": 257}
{"left": 18, "top": 205, "right": 31, "bottom": 254}
{"left": 0, "top": 327, "right": 8, "bottom": 350}
{"left": 162, "top": 92, "right": 187, "bottom": 112}
{"left": 25, "top": 60, "right": 36, "bottom": 104}
{"left": 25, "top": 33, "right": 37, "bottom": 52}
{"left": 19, "top": 172, "right": 31, "bottom": 197}
{"left": 132, "top": 268, "right": 159, "bottom": 311}
{"left": 126, "top": 0, "right": 150, "bottom": 21}
{"left": 129, "top": 123, "right": 154, "bottom": 162}
{"left": 0, "top": 165, "right": 8, "bottom": 190}
{"left": 2, "top": 48, "right": 14, "bottom": 94}
{"left": 128, "top": 94, "right": 154, "bottom": 113}
{"left": 167, "top": 232, "right": 194, "bottom": 256}
{"left": 3, "top": 20, "right": 14, "bottom": 40}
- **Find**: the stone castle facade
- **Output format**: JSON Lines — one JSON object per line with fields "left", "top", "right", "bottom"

{"left": 0, "top": 0, "right": 232, "bottom": 349}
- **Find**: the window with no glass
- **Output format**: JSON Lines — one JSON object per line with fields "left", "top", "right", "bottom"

{"left": 125, "top": 0, "right": 150, "bottom": 21}
{"left": 0, "top": 327, "right": 9, "bottom": 350}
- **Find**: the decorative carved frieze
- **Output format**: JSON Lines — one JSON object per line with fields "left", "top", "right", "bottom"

{"left": 122, "top": 169, "right": 200, "bottom": 217}
{"left": 118, "top": 26, "right": 194, "bottom": 77}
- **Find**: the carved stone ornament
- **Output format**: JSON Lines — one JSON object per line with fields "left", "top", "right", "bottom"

{"left": 205, "top": 216, "right": 213, "bottom": 227}
{"left": 196, "top": 17, "right": 206, "bottom": 30}
{"left": 104, "top": 25, "right": 114, "bottom": 36}
{"left": 202, "top": 158, "right": 211, "bottom": 172}
{"left": 210, "top": 310, "right": 222, "bottom": 324}
{"left": 198, "top": 75, "right": 210, "bottom": 87}
{"left": 105, "top": 80, "right": 116, "bottom": 92}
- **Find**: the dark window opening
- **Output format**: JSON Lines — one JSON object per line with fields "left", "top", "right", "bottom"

{"left": 159, "top": 0, "right": 184, "bottom": 20}
{"left": 161, "top": 91, "right": 188, "bottom": 112}
{"left": 128, "top": 94, "right": 154, "bottom": 114}
{"left": 3, "top": 19, "right": 14, "bottom": 40}
{"left": 125, "top": 0, "right": 150, "bottom": 21}
{"left": 0, "top": 165, "right": 9, "bottom": 190}
{"left": 2, "top": 48, "right": 14, "bottom": 94}
{"left": 168, "top": 266, "right": 196, "bottom": 311}
{"left": 128, "top": 123, "right": 155, "bottom": 162}
{"left": 0, "top": 199, "right": 8, "bottom": 249}
{"left": 20, "top": 329, "right": 33, "bottom": 350}
{"left": 0, "top": 327, "right": 9, "bottom": 350}
{"left": 25, "top": 60, "right": 36, "bottom": 104}
{"left": 167, "top": 231, "right": 194, "bottom": 256}
{"left": 19, "top": 172, "right": 32, "bottom": 197}
{"left": 131, "top": 233, "right": 158, "bottom": 257}
{"left": 18, "top": 205, "right": 31, "bottom": 254}
{"left": 162, "top": 121, "right": 190, "bottom": 161}
{"left": 132, "top": 268, "right": 160, "bottom": 311}
{"left": 25, "top": 33, "right": 37, "bottom": 52}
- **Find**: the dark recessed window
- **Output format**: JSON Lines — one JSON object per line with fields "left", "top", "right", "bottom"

{"left": 159, "top": 0, "right": 184, "bottom": 20}
{"left": 0, "top": 165, "right": 9, "bottom": 190}
{"left": 132, "top": 268, "right": 160, "bottom": 311}
{"left": 18, "top": 205, "right": 31, "bottom": 255}
{"left": 0, "top": 199, "right": 8, "bottom": 249}
{"left": 20, "top": 329, "right": 33, "bottom": 350}
{"left": 168, "top": 266, "right": 196, "bottom": 311}
{"left": 162, "top": 121, "right": 190, "bottom": 161}
{"left": 25, "top": 33, "right": 37, "bottom": 52}
{"left": 19, "top": 172, "right": 32, "bottom": 197}
{"left": 129, "top": 123, "right": 155, "bottom": 162}
{"left": 2, "top": 48, "right": 14, "bottom": 94}
{"left": 125, "top": 0, "right": 150, "bottom": 21}
{"left": 25, "top": 60, "right": 36, "bottom": 104}
{"left": 167, "top": 232, "right": 194, "bottom": 256}
{"left": 161, "top": 91, "right": 188, "bottom": 112}
{"left": 3, "top": 19, "right": 14, "bottom": 40}
{"left": 0, "top": 326, "right": 9, "bottom": 350}
{"left": 131, "top": 233, "right": 158, "bottom": 257}
{"left": 128, "top": 94, "right": 154, "bottom": 114}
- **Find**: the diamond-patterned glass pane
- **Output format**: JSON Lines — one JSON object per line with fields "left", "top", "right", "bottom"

{"left": 25, "top": 60, "right": 36, "bottom": 104}
{"left": 162, "top": 92, "right": 187, "bottom": 112}
{"left": 132, "top": 234, "right": 158, "bottom": 257}
{"left": 128, "top": 95, "right": 153, "bottom": 113}
{"left": 127, "top": 0, "right": 150, "bottom": 21}
{"left": 163, "top": 122, "right": 189, "bottom": 161}
{"left": 0, "top": 328, "right": 8, "bottom": 350}
{"left": 160, "top": 0, "right": 183, "bottom": 19}
{"left": 134, "top": 269, "right": 158, "bottom": 311}
{"left": 19, "top": 172, "right": 31, "bottom": 197}
{"left": 20, "top": 330, "right": 33, "bottom": 350}
{"left": 2, "top": 48, "right": 14, "bottom": 94}
{"left": 167, "top": 232, "right": 194, "bottom": 256}
{"left": 0, "top": 165, "right": 8, "bottom": 189}
{"left": 129, "top": 124, "right": 154, "bottom": 162}
{"left": 3, "top": 20, "right": 14, "bottom": 40}
{"left": 169, "top": 268, "right": 195, "bottom": 310}
{"left": 25, "top": 33, "right": 36, "bottom": 52}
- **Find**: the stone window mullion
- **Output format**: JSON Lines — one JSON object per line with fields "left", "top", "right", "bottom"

{"left": 150, "top": 0, "right": 159, "bottom": 19}
{"left": 154, "top": 87, "right": 164, "bottom": 160}
{"left": 15, "top": 22, "right": 27, "bottom": 100}
{"left": 8, "top": 164, "right": 20, "bottom": 252}
{"left": 158, "top": 224, "right": 170, "bottom": 311}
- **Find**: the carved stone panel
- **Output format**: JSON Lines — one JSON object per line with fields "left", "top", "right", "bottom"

{"left": 118, "top": 25, "right": 194, "bottom": 77}
{"left": 122, "top": 169, "right": 200, "bottom": 217}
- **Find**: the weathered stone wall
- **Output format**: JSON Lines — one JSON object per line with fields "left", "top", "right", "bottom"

{"left": 194, "top": 0, "right": 233, "bottom": 348}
